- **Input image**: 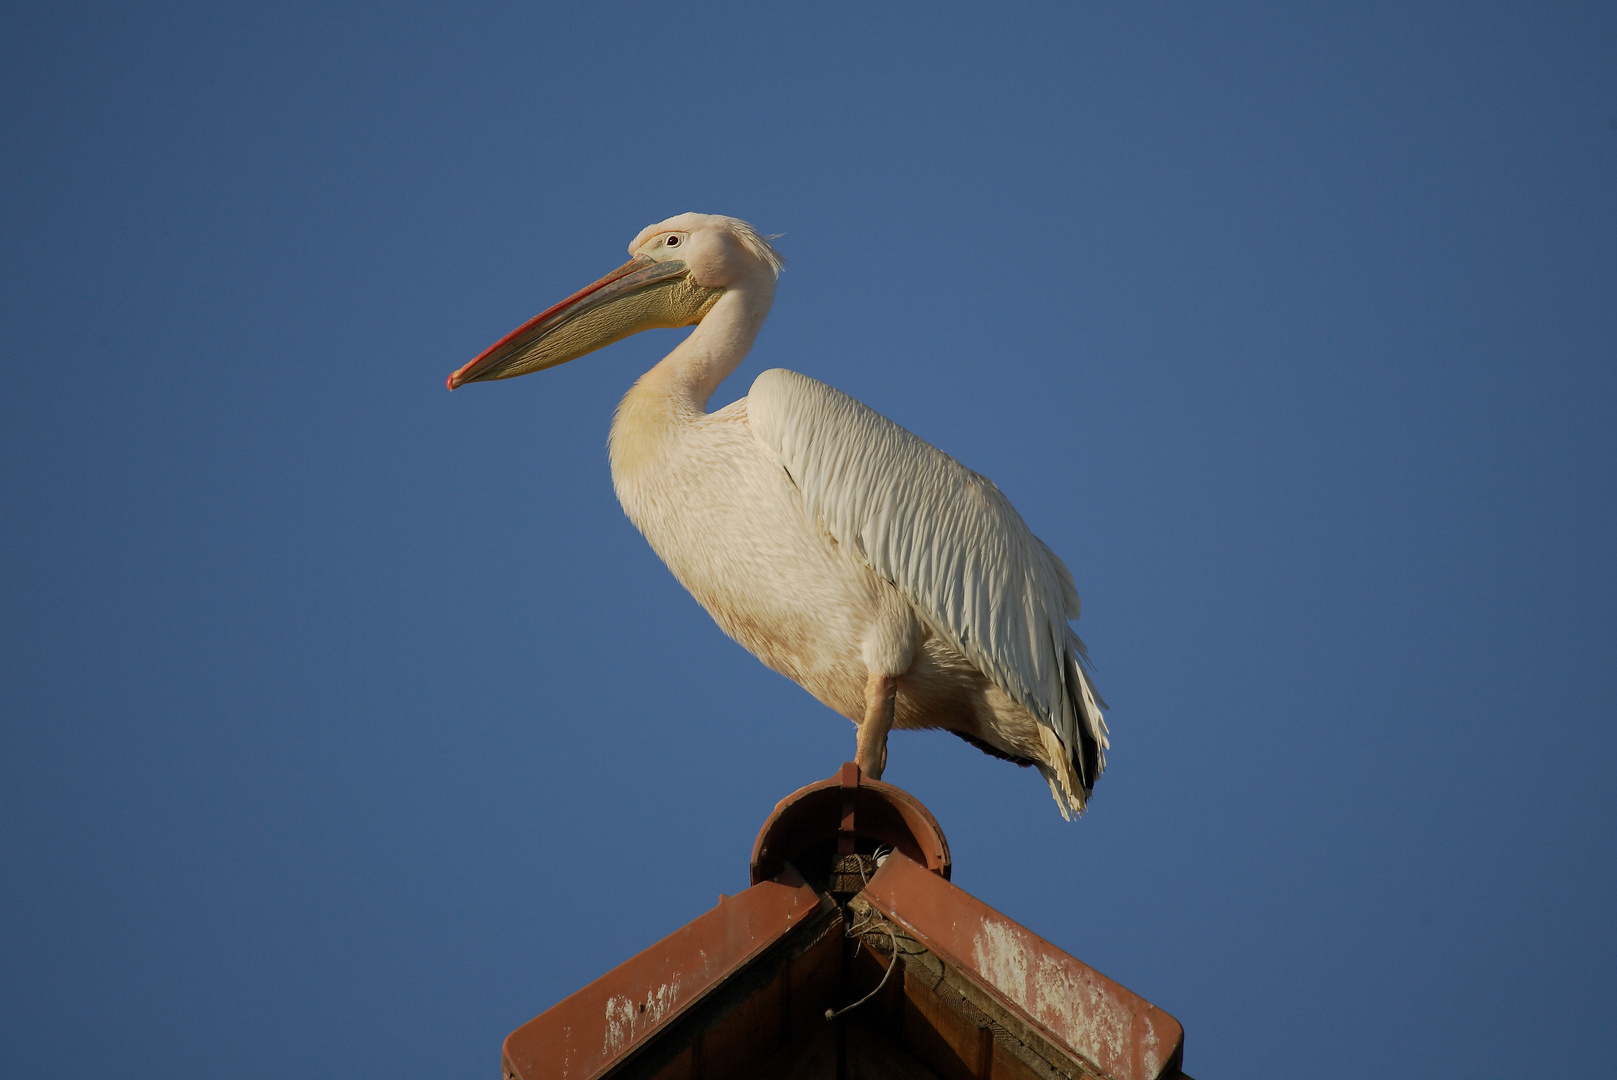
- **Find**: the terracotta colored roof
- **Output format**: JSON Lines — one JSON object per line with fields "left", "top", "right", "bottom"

{"left": 502, "top": 765, "right": 1193, "bottom": 1080}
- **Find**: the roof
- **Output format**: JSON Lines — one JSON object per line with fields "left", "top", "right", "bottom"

{"left": 501, "top": 765, "right": 1193, "bottom": 1080}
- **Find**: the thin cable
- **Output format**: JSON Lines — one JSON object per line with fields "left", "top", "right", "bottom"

{"left": 824, "top": 922, "right": 901, "bottom": 1022}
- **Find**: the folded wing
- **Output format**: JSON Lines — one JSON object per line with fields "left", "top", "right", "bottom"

{"left": 747, "top": 368, "right": 1107, "bottom": 808}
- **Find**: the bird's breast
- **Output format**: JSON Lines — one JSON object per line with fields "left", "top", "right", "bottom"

{"left": 608, "top": 390, "right": 880, "bottom": 717}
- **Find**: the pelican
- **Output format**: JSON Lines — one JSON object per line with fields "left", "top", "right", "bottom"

{"left": 449, "top": 214, "right": 1108, "bottom": 817}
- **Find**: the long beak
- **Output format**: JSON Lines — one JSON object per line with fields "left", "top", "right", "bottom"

{"left": 447, "top": 255, "right": 724, "bottom": 389}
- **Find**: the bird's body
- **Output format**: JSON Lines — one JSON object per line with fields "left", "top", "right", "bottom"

{"left": 450, "top": 214, "right": 1107, "bottom": 816}
{"left": 613, "top": 380, "right": 886, "bottom": 725}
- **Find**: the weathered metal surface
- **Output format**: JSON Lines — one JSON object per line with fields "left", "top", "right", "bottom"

{"left": 751, "top": 763, "right": 951, "bottom": 884}
{"left": 501, "top": 869, "right": 830, "bottom": 1080}
{"left": 861, "top": 852, "right": 1184, "bottom": 1080}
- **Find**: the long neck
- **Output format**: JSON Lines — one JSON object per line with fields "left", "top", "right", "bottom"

{"left": 610, "top": 283, "right": 774, "bottom": 487}
{"left": 639, "top": 284, "right": 774, "bottom": 411}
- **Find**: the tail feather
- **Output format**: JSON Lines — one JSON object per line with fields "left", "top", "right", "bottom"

{"left": 1038, "top": 636, "right": 1108, "bottom": 820}
{"left": 1065, "top": 638, "right": 1109, "bottom": 785}
{"left": 1037, "top": 726, "right": 1084, "bottom": 820}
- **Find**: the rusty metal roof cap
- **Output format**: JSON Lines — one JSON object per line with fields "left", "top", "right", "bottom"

{"left": 749, "top": 762, "right": 950, "bottom": 884}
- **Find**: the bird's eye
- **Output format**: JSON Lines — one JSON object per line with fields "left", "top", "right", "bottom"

{"left": 665, "top": 235, "right": 681, "bottom": 247}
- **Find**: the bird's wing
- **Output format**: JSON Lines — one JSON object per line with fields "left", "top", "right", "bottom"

{"left": 747, "top": 368, "right": 1107, "bottom": 805}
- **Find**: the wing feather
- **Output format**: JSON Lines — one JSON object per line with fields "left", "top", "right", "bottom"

{"left": 747, "top": 369, "right": 1107, "bottom": 796}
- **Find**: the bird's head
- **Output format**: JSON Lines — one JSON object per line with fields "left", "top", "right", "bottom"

{"left": 447, "top": 213, "right": 784, "bottom": 389}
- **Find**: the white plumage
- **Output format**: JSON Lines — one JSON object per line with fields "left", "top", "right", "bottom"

{"left": 450, "top": 213, "right": 1108, "bottom": 817}
{"left": 748, "top": 369, "right": 1108, "bottom": 803}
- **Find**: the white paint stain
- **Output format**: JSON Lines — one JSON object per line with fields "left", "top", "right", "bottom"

{"left": 601, "top": 977, "right": 683, "bottom": 1057}
{"left": 1035, "top": 953, "right": 1123, "bottom": 1063}
{"left": 971, "top": 918, "right": 1033, "bottom": 1013}
{"left": 972, "top": 920, "right": 1166, "bottom": 1080}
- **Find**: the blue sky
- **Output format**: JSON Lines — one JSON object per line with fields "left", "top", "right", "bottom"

{"left": 3, "top": 3, "right": 1613, "bottom": 1077}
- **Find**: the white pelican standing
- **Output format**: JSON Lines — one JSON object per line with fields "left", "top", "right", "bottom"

{"left": 449, "top": 214, "right": 1108, "bottom": 817}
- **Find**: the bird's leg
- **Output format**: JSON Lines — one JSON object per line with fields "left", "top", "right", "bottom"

{"left": 857, "top": 673, "right": 898, "bottom": 780}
